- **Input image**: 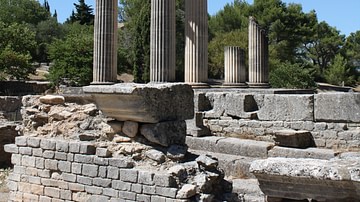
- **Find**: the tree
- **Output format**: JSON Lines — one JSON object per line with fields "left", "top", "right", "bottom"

{"left": 324, "top": 54, "right": 355, "bottom": 86}
{"left": 35, "top": 17, "right": 64, "bottom": 63}
{"left": 0, "top": 22, "right": 37, "bottom": 80}
{"left": 270, "top": 62, "right": 316, "bottom": 89}
{"left": 67, "top": 0, "right": 95, "bottom": 25}
{"left": 304, "top": 21, "right": 345, "bottom": 79}
{"left": 48, "top": 23, "right": 93, "bottom": 86}
{"left": 0, "top": 0, "right": 51, "bottom": 25}
{"left": 208, "top": 30, "right": 248, "bottom": 78}
{"left": 120, "top": 0, "right": 151, "bottom": 83}
{"left": 344, "top": 31, "right": 360, "bottom": 84}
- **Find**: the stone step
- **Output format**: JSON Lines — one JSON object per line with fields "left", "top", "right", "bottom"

{"left": 186, "top": 136, "right": 274, "bottom": 158}
{"left": 269, "top": 146, "right": 336, "bottom": 160}
{"left": 232, "top": 179, "right": 265, "bottom": 202}
{"left": 189, "top": 149, "right": 256, "bottom": 179}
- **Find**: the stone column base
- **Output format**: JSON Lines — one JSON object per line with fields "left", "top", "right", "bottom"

{"left": 247, "top": 83, "right": 271, "bottom": 88}
{"left": 187, "top": 83, "right": 210, "bottom": 89}
{"left": 222, "top": 83, "right": 248, "bottom": 88}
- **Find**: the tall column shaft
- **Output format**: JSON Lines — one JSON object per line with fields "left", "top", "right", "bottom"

{"left": 224, "top": 46, "right": 247, "bottom": 87}
{"left": 150, "top": 0, "right": 176, "bottom": 83}
{"left": 248, "top": 17, "right": 270, "bottom": 88}
{"left": 185, "top": 0, "right": 208, "bottom": 86}
{"left": 93, "top": 0, "right": 118, "bottom": 84}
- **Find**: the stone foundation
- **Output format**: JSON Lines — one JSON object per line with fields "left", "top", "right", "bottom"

{"left": 192, "top": 90, "right": 360, "bottom": 151}
{"left": 5, "top": 137, "right": 234, "bottom": 202}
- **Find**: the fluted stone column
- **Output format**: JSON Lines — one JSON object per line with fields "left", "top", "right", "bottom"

{"left": 248, "top": 17, "right": 270, "bottom": 88}
{"left": 92, "top": 0, "right": 118, "bottom": 84}
{"left": 223, "top": 46, "right": 247, "bottom": 87}
{"left": 150, "top": 0, "right": 176, "bottom": 83}
{"left": 185, "top": 0, "right": 209, "bottom": 87}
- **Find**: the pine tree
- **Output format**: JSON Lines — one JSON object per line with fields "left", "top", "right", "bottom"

{"left": 43, "top": 0, "right": 50, "bottom": 13}
{"left": 67, "top": 0, "right": 94, "bottom": 25}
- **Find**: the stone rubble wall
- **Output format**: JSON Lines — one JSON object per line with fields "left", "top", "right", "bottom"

{"left": 5, "top": 136, "right": 235, "bottom": 202}
{"left": 4, "top": 91, "right": 237, "bottom": 202}
{"left": 195, "top": 92, "right": 360, "bottom": 150}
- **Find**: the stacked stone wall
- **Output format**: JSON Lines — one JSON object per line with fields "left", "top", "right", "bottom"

{"left": 6, "top": 136, "right": 220, "bottom": 202}
{"left": 194, "top": 91, "right": 360, "bottom": 150}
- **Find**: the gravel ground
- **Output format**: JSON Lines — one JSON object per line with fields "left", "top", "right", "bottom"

{"left": 0, "top": 169, "right": 10, "bottom": 202}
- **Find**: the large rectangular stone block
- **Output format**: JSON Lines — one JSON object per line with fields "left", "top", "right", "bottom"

{"left": 257, "top": 95, "right": 314, "bottom": 121}
{"left": 315, "top": 93, "right": 360, "bottom": 123}
{"left": 83, "top": 83, "right": 194, "bottom": 123}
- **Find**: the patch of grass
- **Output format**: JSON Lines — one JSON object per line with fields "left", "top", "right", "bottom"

{"left": 0, "top": 168, "right": 11, "bottom": 192}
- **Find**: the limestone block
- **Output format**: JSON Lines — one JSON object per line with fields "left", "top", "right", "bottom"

{"left": 257, "top": 95, "right": 314, "bottom": 121}
{"left": 216, "top": 138, "right": 274, "bottom": 158}
{"left": 315, "top": 93, "right": 360, "bottom": 123}
{"left": 140, "top": 121, "right": 186, "bottom": 147}
{"left": 273, "top": 129, "right": 315, "bottom": 149}
{"left": 250, "top": 157, "right": 360, "bottom": 201}
{"left": 203, "top": 93, "right": 226, "bottom": 118}
{"left": 83, "top": 83, "right": 194, "bottom": 123}
{"left": 39, "top": 95, "right": 65, "bottom": 105}
{"left": 268, "top": 146, "right": 335, "bottom": 160}
{"left": 225, "top": 94, "right": 258, "bottom": 119}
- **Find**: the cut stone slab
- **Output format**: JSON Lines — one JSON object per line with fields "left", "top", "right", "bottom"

{"left": 315, "top": 93, "right": 360, "bottom": 123}
{"left": 268, "top": 146, "right": 335, "bottom": 160}
{"left": 216, "top": 138, "right": 274, "bottom": 158}
{"left": 273, "top": 130, "right": 315, "bottom": 149}
{"left": 186, "top": 136, "right": 274, "bottom": 158}
{"left": 140, "top": 121, "right": 186, "bottom": 147}
{"left": 250, "top": 157, "right": 360, "bottom": 201}
{"left": 39, "top": 95, "right": 65, "bottom": 105}
{"left": 83, "top": 83, "right": 194, "bottom": 123}
{"left": 257, "top": 95, "right": 314, "bottom": 121}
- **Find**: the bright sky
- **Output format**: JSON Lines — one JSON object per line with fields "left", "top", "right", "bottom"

{"left": 45, "top": 0, "right": 359, "bottom": 36}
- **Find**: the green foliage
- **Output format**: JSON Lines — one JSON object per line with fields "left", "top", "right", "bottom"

{"left": 208, "top": 30, "right": 248, "bottom": 79}
{"left": 35, "top": 17, "right": 64, "bottom": 63}
{"left": 270, "top": 62, "right": 316, "bottom": 89}
{"left": 119, "top": 0, "right": 185, "bottom": 83}
{"left": 324, "top": 54, "right": 355, "bottom": 86}
{"left": 0, "top": 22, "right": 37, "bottom": 80}
{"left": 48, "top": 23, "right": 93, "bottom": 86}
{"left": 208, "top": 0, "right": 358, "bottom": 88}
{"left": 0, "top": 0, "right": 51, "bottom": 25}
{"left": 304, "top": 21, "right": 345, "bottom": 79}
{"left": 67, "top": 0, "right": 94, "bottom": 25}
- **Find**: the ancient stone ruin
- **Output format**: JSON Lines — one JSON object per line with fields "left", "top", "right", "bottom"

{"left": 1, "top": 0, "right": 360, "bottom": 201}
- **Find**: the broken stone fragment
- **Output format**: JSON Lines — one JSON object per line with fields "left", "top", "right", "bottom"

{"left": 112, "top": 135, "right": 132, "bottom": 143}
{"left": 196, "top": 155, "right": 219, "bottom": 171}
{"left": 167, "top": 145, "right": 188, "bottom": 160}
{"left": 168, "top": 165, "right": 187, "bottom": 181}
{"left": 176, "top": 184, "right": 197, "bottom": 199}
{"left": 140, "top": 121, "right": 186, "bottom": 147}
{"left": 122, "top": 121, "right": 138, "bottom": 138}
{"left": 108, "top": 121, "right": 123, "bottom": 134}
{"left": 39, "top": 95, "right": 65, "bottom": 105}
{"left": 83, "top": 103, "right": 98, "bottom": 116}
{"left": 145, "top": 149, "right": 165, "bottom": 163}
